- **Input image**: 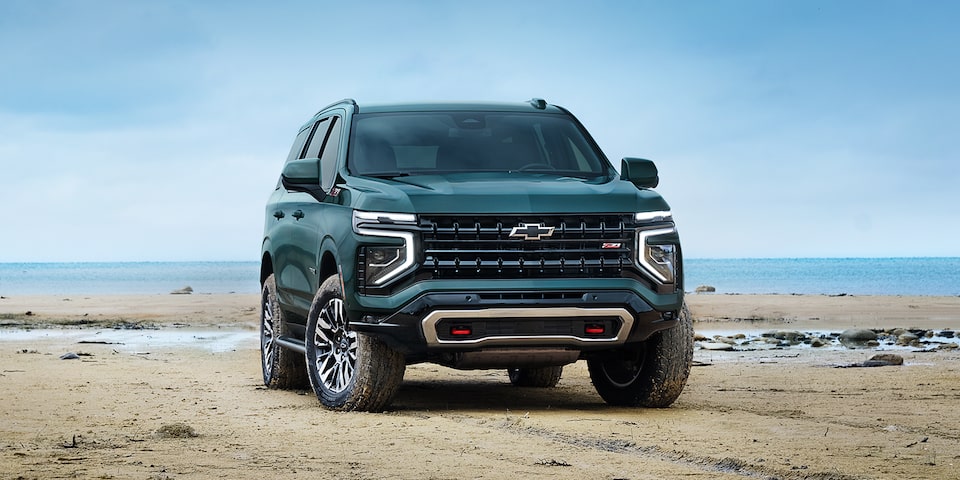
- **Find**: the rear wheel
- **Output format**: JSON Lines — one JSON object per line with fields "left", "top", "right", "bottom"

{"left": 305, "top": 274, "right": 405, "bottom": 411}
{"left": 507, "top": 366, "right": 563, "bottom": 388}
{"left": 587, "top": 304, "right": 693, "bottom": 407}
{"left": 260, "top": 274, "right": 308, "bottom": 389}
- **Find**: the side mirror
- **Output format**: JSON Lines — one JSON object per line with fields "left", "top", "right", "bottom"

{"left": 620, "top": 157, "right": 659, "bottom": 189}
{"left": 281, "top": 158, "right": 326, "bottom": 201}
{"left": 281, "top": 158, "right": 320, "bottom": 185}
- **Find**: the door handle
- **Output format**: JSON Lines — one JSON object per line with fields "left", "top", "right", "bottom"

{"left": 273, "top": 211, "right": 285, "bottom": 219}
{"left": 292, "top": 210, "right": 305, "bottom": 220}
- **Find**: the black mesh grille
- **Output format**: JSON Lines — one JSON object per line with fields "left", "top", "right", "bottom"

{"left": 419, "top": 215, "right": 638, "bottom": 279}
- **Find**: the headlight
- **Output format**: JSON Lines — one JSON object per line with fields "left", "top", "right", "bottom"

{"left": 637, "top": 227, "right": 677, "bottom": 284}
{"left": 353, "top": 211, "right": 417, "bottom": 286}
{"left": 363, "top": 245, "right": 407, "bottom": 285}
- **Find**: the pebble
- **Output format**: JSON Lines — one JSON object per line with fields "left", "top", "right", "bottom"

{"left": 867, "top": 353, "right": 904, "bottom": 366}
{"left": 700, "top": 342, "right": 734, "bottom": 351}
{"left": 761, "top": 330, "right": 806, "bottom": 343}
{"left": 836, "top": 353, "right": 905, "bottom": 368}
{"left": 897, "top": 333, "right": 920, "bottom": 347}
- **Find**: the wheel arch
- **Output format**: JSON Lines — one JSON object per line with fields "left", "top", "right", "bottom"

{"left": 260, "top": 252, "right": 274, "bottom": 287}
{"left": 319, "top": 249, "right": 339, "bottom": 283}
{"left": 318, "top": 235, "right": 342, "bottom": 284}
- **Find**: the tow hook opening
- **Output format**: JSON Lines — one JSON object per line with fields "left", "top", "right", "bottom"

{"left": 450, "top": 325, "right": 473, "bottom": 336}
{"left": 584, "top": 323, "right": 606, "bottom": 335}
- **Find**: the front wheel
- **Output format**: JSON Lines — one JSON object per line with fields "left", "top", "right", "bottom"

{"left": 587, "top": 304, "right": 693, "bottom": 407}
{"left": 304, "top": 274, "right": 405, "bottom": 411}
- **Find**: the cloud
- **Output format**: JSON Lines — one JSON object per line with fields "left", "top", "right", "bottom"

{"left": 1, "top": 1, "right": 958, "bottom": 261}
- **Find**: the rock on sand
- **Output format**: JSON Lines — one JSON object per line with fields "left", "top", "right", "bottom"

{"left": 840, "top": 328, "right": 878, "bottom": 348}
{"left": 700, "top": 341, "right": 734, "bottom": 351}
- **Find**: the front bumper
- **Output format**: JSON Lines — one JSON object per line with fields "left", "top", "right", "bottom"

{"left": 349, "top": 289, "right": 679, "bottom": 356}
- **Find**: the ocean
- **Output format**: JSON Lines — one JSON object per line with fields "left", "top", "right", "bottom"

{"left": 0, "top": 262, "right": 259, "bottom": 296}
{"left": 0, "top": 258, "right": 958, "bottom": 296}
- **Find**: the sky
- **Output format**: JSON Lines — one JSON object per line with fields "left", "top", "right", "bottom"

{"left": 1, "top": 0, "right": 957, "bottom": 262}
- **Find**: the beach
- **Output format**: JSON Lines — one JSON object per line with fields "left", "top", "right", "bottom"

{"left": 1, "top": 293, "right": 959, "bottom": 479}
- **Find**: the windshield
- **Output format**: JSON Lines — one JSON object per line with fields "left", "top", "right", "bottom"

{"left": 347, "top": 111, "right": 612, "bottom": 179}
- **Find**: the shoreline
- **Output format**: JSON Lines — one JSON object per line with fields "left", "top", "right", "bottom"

{"left": 687, "top": 293, "right": 960, "bottom": 330}
{"left": 0, "top": 293, "right": 260, "bottom": 329}
{"left": 1, "top": 292, "right": 957, "bottom": 331}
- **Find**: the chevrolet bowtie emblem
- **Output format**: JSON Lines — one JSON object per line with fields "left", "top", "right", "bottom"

{"left": 509, "top": 223, "right": 555, "bottom": 241}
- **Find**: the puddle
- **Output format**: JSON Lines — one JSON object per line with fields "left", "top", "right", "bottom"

{"left": 0, "top": 328, "right": 256, "bottom": 353}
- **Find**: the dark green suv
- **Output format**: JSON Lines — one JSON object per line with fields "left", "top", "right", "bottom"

{"left": 260, "top": 99, "right": 691, "bottom": 411}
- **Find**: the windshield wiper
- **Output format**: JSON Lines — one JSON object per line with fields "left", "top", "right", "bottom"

{"left": 507, "top": 170, "right": 597, "bottom": 179}
{"left": 364, "top": 172, "right": 411, "bottom": 179}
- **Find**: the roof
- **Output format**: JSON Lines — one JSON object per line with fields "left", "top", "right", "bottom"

{"left": 314, "top": 98, "right": 566, "bottom": 116}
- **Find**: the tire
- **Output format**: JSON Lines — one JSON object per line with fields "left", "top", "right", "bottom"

{"left": 260, "top": 274, "right": 309, "bottom": 389}
{"left": 587, "top": 303, "right": 693, "bottom": 407}
{"left": 507, "top": 366, "right": 563, "bottom": 388}
{"left": 305, "top": 274, "right": 405, "bottom": 411}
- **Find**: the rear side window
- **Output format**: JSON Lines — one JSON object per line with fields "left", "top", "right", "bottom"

{"left": 285, "top": 125, "right": 313, "bottom": 163}
{"left": 347, "top": 112, "right": 612, "bottom": 179}
{"left": 303, "top": 117, "right": 332, "bottom": 159}
{"left": 279, "top": 116, "right": 342, "bottom": 189}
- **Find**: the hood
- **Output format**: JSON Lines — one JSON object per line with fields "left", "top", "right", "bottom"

{"left": 346, "top": 173, "right": 671, "bottom": 214}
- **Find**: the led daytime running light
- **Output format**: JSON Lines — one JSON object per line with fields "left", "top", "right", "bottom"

{"left": 637, "top": 227, "right": 677, "bottom": 284}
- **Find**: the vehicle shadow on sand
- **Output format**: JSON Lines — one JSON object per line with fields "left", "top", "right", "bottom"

{"left": 390, "top": 376, "right": 608, "bottom": 412}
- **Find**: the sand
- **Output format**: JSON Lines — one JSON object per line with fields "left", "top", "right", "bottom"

{"left": 1, "top": 293, "right": 958, "bottom": 479}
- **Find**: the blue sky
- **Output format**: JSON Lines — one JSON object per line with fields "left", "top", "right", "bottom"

{"left": 1, "top": 0, "right": 957, "bottom": 261}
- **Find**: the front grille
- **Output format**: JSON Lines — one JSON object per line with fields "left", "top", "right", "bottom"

{"left": 419, "top": 214, "right": 638, "bottom": 279}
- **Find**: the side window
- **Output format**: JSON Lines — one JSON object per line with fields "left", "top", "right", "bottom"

{"left": 302, "top": 117, "right": 332, "bottom": 159}
{"left": 320, "top": 117, "right": 342, "bottom": 189}
{"left": 285, "top": 125, "right": 313, "bottom": 163}
{"left": 278, "top": 124, "right": 314, "bottom": 188}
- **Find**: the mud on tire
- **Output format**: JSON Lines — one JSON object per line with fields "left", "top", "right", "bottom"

{"left": 507, "top": 366, "right": 563, "bottom": 388}
{"left": 587, "top": 304, "right": 693, "bottom": 407}
{"left": 260, "top": 274, "right": 309, "bottom": 389}
{"left": 305, "top": 274, "right": 406, "bottom": 412}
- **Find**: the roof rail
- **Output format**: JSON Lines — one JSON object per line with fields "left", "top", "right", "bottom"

{"left": 315, "top": 98, "right": 358, "bottom": 116}
{"left": 528, "top": 98, "right": 547, "bottom": 110}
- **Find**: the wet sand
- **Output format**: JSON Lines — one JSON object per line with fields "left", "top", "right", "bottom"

{"left": 1, "top": 293, "right": 958, "bottom": 479}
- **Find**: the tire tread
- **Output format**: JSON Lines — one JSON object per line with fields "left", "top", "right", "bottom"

{"left": 306, "top": 275, "right": 406, "bottom": 412}
{"left": 588, "top": 304, "right": 693, "bottom": 407}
